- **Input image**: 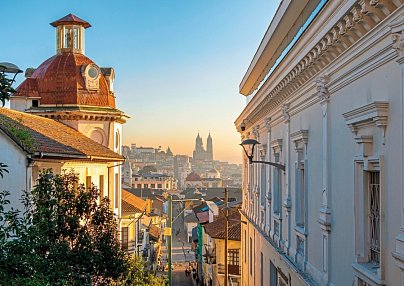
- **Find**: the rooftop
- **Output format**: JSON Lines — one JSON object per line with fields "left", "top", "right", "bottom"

{"left": 121, "top": 189, "right": 148, "bottom": 214}
{"left": 204, "top": 207, "right": 241, "bottom": 241}
{"left": 50, "top": 13, "right": 91, "bottom": 28}
{"left": 0, "top": 108, "right": 123, "bottom": 161}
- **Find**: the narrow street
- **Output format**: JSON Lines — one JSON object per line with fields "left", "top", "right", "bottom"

{"left": 159, "top": 201, "right": 196, "bottom": 285}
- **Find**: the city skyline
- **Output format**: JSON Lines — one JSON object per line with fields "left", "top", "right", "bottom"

{"left": 0, "top": 0, "right": 279, "bottom": 164}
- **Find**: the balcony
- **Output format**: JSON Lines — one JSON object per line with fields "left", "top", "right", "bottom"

{"left": 217, "top": 264, "right": 241, "bottom": 276}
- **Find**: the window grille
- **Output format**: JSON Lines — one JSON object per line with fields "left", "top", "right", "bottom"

{"left": 121, "top": 227, "right": 129, "bottom": 250}
{"left": 273, "top": 153, "right": 281, "bottom": 214}
{"left": 369, "top": 171, "right": 380, "bottom": 264}
{"left": 274, "top": 221, "right": 280, "bottom": 236}
{"left": 297, "top": 236, "right": 304, "bottom": 256}
{"left": 228, "top": 249, "right": 240, "bottom": 266}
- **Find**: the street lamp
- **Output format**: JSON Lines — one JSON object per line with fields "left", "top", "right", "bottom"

{"left": 167, "top": 195, "right": 203, "bottom": 286}
{"left": 240, "top": 139, "right": 285, "bottom": 171}
{"left": 0, "top": 62, "right": 23, "bottom": 107}
{"left": 0, "top": 62, "right": 23, "bottom": 81}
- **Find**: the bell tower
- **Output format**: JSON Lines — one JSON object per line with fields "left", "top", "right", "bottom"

{"left": 51, "top": 13, "right": 91, "bottom": 54}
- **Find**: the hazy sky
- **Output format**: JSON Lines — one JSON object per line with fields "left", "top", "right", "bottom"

{"left": 1, "top": 0, "right": 278, "bottom": 163}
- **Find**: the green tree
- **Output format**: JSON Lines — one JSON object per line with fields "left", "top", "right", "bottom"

{"left": 116, "top": 255, "right": 167, "bottom": 286}
{"left": 138, "top": 165, "right": 157, "bottom": 175}
{"left": 0, "top": 71, "right": 16, "bottom": 107}
{"left": 0, "top": 170, "right": 127, "bottom": 286}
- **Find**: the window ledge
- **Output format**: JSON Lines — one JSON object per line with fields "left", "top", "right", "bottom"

{"left": 352, "top": 262, "right": 385, "bottom": 286}
{"left": 295, "top": 226, "right": 307, "bottom": 237}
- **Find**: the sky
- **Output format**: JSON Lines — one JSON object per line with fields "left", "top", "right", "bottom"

{"left": 1, "top": 0, "right": 279, "bottom": 163}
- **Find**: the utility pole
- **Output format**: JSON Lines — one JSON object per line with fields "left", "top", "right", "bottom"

{"left": 224, "top": 187, "right": 228, "bottom": 286}
{"left": 168, "top": 195, "right": 172, "bottom": 286}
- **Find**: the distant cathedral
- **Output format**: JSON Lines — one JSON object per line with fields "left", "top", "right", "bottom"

{"left": 193, "top": 132, "right": 213, "bottom": 161}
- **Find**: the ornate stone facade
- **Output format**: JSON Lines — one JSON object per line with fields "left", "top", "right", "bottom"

{"left": 235, "top": 1, "right": 404, "bottom": 285}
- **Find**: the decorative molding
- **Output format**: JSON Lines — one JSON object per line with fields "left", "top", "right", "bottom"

{"left": 343, "top": 101, "right": 389, "bottom": 142}
{"left": 315, "top": 75, "right": 330, "bottom": 104}
{"left": 390, "top": 14, "right": 404, "bottom": 57}
{"left": 259, "top": 144, "right": 267, "bottom": 159}
{"left": 281, "top": 102, "right": 290, "bottom": 123}
{"left": 264, "top": 117, "right": 271, "bottom": 132}
{"left": 391, "top": 30, "right": 404, "bottom": 56}
{"left": 291, "top": 130, "right": 309, "bottom": 151}
{"left": 271, "top": 139, "right": 283, "bottom": 153}
{"left": 354, "top": 135, "right": 373, "bottom": 157}
{"left": 252, "top": 125, "right": 260, "bottom": 139}
{"left": 239, "top": 0, "right": 401, "bottom": 129}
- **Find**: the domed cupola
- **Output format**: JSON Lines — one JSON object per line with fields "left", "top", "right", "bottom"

{"left": 10, "top": 14, "right": 128, "bottom": 151}
{"left": 11, "top": 14, "right": 119, "bottom": 112}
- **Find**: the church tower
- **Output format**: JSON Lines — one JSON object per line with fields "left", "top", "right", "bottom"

{"left": 206, "top": 132, "right": 213, "bottom": 161}
{"left": 193, "top": 132, "right": 206, "bottom": 161}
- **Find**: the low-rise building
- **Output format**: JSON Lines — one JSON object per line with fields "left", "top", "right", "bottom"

{"left": 203, "top": 208, "right": 242, "bottom": 286}
{"left": 121, "top": 189, "right": 148, "bottom": 255}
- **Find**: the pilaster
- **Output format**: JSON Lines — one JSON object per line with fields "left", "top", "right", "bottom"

{"left": 282, "top": 102, "right": 292, "bottom": 254}
{"left": 316, "top": 75, "right": 332, "bottom": 284}
{"left": 265, "top": 117, "right": 272, "bottom": 234}
{"left": 391, "top": 16, "right": 404, "bottom": 282}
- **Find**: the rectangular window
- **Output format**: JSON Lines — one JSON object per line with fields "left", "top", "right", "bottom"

{"left": 274, "top": 221, "right": 280, "bottom": 237}
{"left": 296, "top": 236, "right": 304, "bottom": 256}
{"left": 115, "top": 173, "right": 119, "bottom": 208}
{"left": 151, "top": 184, "right": 156, "bottom": 188}
{"left": 137, "top": 184, "right": 141, "bottom": 189}
{"left": 250, "top": 237, "right": 252, "bottom": 275}
{"left": 144, "top": 184, "right": 148, "bottom": 188}
{"left": 158, "top": 184, "right": 162, "bottom": 188}
{"left": 228, "top": 249, "right": 239, "bottom": 265}
{"left": 244, "top": 230, "right": 247, "bottom": 263}
{"left": 296, "top": 161, "right": 305, "bottom": 227}
{"left": 260, "top": 165, "right": 266, "bottom": 207}
{"left": 260, "top": 252, "right": 264, "bottom": 286}
{"left": 86, "top": 176, "right": 92, "bottom": 189}
{"left": 270, "top": 261, "right": 278, "bottom": 286}
{"left": 99, "top": 175, "right": 104, "bottom": 196}
{"left": 73, "top": 27, "right": 79, "bottom": 50}
{"left": 273, "top": 153, "right": 281, "bottom": 214}
{"left": 368, "top": 171, "right": 380, "bottom": 264}
{"left": 121, "top": 227, "right": 129, "bottom": 250}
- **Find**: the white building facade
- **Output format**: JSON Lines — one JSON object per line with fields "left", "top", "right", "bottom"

{"left": 235, "top": 1, "right": 404, "bottom": 285}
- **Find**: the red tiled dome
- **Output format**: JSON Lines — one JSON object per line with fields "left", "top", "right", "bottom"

{"left": 15, "top": 53, "right": 115, "bottom": 108}
{"left": 186, "top": 172, "right": 202, "bottom": 181}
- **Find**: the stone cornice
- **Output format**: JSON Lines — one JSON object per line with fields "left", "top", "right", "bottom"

{"left": 343, "top": 101, "right": 389, "bottom": 134}
{"left": 27, "top": 110, "right": 129, "bottom": 124}
{"left": 291, "top": 130, "right": 309, "bottom": 145}
{"left": 236, "top": 0, "right": 401, "bottom": 131}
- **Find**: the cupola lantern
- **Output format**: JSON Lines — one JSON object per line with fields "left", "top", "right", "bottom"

{"left": 50, "top": 13, "right": 91, "bottom": 55}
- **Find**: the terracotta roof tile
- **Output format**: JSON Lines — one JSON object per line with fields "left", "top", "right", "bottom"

{"left": 15, "top": 53, "right": 115, "bottom": 108}
{"left": 121, "top": 189, "right": 147, "bottom": 214}
{"left": 203, "top": 208, "right": 241, "bottom": 241}
{"left": 50, "top": 14, "right": 91, "bottom": 28}
{"left": 122, "top": 199, "right": 143, "bottom": 214}
{"left": 0, "top": 108, "right": 123, "bottom": 161}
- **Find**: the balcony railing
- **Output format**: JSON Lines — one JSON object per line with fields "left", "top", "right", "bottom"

{"left": 217, "top": 264, "right": 241, "bottom": 276}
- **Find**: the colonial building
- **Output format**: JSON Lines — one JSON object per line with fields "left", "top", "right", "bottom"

{"left": 121, "top": 189, "right": 148, "bottom": 255}
{"left": 3, "top": 14, "right": 128, "bottom": 219}
{"left": 203, "top": 207, "right": 242, "bottom": 286}
{"left": 235, "top": 1, "right": 404, "bottom": 285}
